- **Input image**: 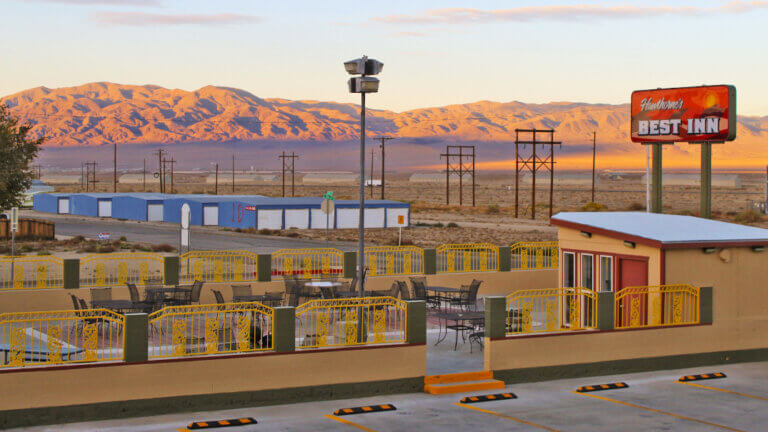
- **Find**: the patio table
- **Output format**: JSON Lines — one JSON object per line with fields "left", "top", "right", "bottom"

{"left": 434, "top": 310, "right": 485, "bottom": 350}
{"left": 90, "top": 300, "right": 137, "bottom": 313}
{"left": 426, "top": 286, "right": 461, "bottom": 309}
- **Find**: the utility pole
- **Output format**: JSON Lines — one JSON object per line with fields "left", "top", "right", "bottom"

{"left": 215, "top": 163, "right": 219, "bottom": 195}
{"left": 376, "top": 136, "right": 394, "bottom": 199}
{"left": 232, "top": 154, "right": 235, "bottom": 193}
{"left": 591, "top": 131, "right": 596, "bottom": 203}
{"left": 155, "top": 149, "right": 165, "bottom": 193}
{"left": 167, "top": 158, "right": 176, "bottom": 194}
{"left": 81, "top": 162, "right": 85, "bottom": 191}
{"left": 113, "top": 142, "right": 117, "bottom": 193}
{"left": 369, "top": 148, "right": 375, "bottom": 197}
{"left": 143, "top": 158, "right": 146, "bottom": 192}
{"left": 279, "top": 151, "right": 298, "bottom": 197}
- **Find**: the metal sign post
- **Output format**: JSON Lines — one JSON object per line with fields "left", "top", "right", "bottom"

{"left": 180, "top": 203, "right": 191, "bottom": 253}
{"left": 10, "top": 207, "right": 18, "bottom": 282}
{"left": 322, "top": 191, "right": 335, "bottom": 243}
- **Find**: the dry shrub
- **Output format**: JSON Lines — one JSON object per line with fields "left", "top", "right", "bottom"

{"left": 734, "top": 209, "right": 764, "bottom": 224}
{"left": 152, "top": 244, "right": 175, "bottom": 252}
{"left": 581, "top": 202, "right": 606, "bottom": 212}
{"left": 486, "top": 204, "right": 500, "bottom": 214}
{"left": 627, "top": 202, "right": 645, "bottom": 211}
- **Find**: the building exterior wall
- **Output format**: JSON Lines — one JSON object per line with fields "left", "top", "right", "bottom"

{"left": 69, "top": 195, "right": 99, "bottom": 217}
{"left": 558, "top": 227, "right": 662, "bottom": 290}
{"left": 32, "top": 194, "right": 61, "bottom": 214}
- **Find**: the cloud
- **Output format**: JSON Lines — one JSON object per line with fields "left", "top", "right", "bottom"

{"left": 93, "top": 11, "right": 261, "bottom": 26}
{"left": 393, "top": 31, "right": 427, "bottom": 37}
{"left": 23, "top": 0, "right": 160, "bottom": 5}
{"left": 373, "top": 1, "right": 768, "bottom": 25}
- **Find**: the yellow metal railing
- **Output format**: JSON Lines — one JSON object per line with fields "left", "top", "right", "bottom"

{"left": 295, "top": 297, "right": 407, "bottom": 349}
{"left": 0, "top": 256, "right": 64, "bottom": 290}
{"left": 148, "top": 302, "right": 274, "bottom": 359}
{"left": 271, "top": 248, "right": 344, "bottom": 280}
{"left": 179, "top": 250, "right": 259, "bottom": 283}
{"left": 615, "top": 284, "right": 699, "bottom": 329}
{"left": 0, "top": 309, "right": 124, "bottom": 368}
{"left": 365, "top": 246, "right": 424, "bottom": 277}
{"left": 510, "top": 241, "right": 559, "bottom": 270}
{"left": 436, "top": 243, "right": 499, "bottom": 273}
{"left": 80, "top": 253, "right": 164, "bottom": 287}
{"left": 506, "top": 287, "right": 597, "bottom": 335}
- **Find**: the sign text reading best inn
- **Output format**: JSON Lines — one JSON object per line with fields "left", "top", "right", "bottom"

{"left": 631, "top": 85, "right": 736, "bottom": 143}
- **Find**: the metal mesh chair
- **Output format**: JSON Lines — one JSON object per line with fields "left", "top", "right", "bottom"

{"left": 231, "top": 284, "right": 252, "bottom": 301}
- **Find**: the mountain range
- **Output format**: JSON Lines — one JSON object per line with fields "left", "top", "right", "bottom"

{"left": 3, "top": 82, "right": 767, "bottom": 170}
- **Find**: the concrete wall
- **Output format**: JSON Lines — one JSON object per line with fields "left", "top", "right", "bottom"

{"left": 0, "top": 343, "right": 425, "bottom": 411}
{"left": 640, "top": 173, "right": 741, "bottom": 188}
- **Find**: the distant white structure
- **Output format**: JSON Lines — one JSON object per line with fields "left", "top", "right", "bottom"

{"left": 518, "top": 173, "right": 602, "bottom": 186}
{"left": 409, "top": 173, "right": 464, "bottom": 183}
{"left": 302, "top": 172, "right": 359, "bottom": 184}
{"left": 640, "top": 173, "right": 741, "bottom": 188}
{"left": 40, "top": 174, "right": 82, "bottom": 184}
{"left": 206, "top": 174, "right": 279, "bottom": 184}
{"left": 365, "top": 179, "right": 382, "bottom": 187}
{"left": 119, "top": 173, "right": 159, "bottom": 185}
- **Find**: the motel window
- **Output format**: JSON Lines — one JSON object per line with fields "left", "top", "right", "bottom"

{"left": 581, "top": 254, "right": 594, "bottom": 290}
{"left": 600, "top": 256, "right": 613, "bottom": 292}
{"left": 563, "top": 252, "right": 575, "bottom": 288}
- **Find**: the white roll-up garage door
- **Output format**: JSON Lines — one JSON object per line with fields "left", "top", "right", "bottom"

{"left": 203, "top": 205, "right": 219, "bottom": 226}
{"left": 147, "top": 204, "right": 163, "bottom": 221}
{"left": 310, "top": 208, "right": 334, "bottom": 229}
{"left": 58, "top": 198, "right": 70, "bottom": 214}
{"left": 285, "top": 209, "right": 309, "bottom": 229}
{"left": 257, "top": 209, "right": 282, "bottom": 230}
{"left": 386, "top": 208, "right": 409, "bottom": 227}
{"left": 336, "top": 208, "right": 358, "bottom": 229}
{"left": 363, "top": 208, "right": 385, "bottom": 228}
{"left": 98, "top": 200, "right": 112, "bottom": 218}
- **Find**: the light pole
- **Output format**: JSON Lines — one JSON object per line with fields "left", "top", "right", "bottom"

{"left": 345, "top": 55, "right": 383, "bottom": 296}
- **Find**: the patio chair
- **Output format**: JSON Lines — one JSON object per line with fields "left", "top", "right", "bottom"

{"left": 409, "top": 277, "right": 437, "bottom": 307}
{"left": 451, "top": 280, "right": 482, "bottom": 312}
{"left": 231, "top": 284, "right": 252, "bottom": 301}
{"left": 264, "top": 291, "right": 284, "bottom": 307}
{"left": 90, "top": 287, "right": 112, "bottom": 304}
{"left": 386, "top": 282, "right": 400, "bottom": 298}
{"left": 319, "top": 285, "right": 335, "bottom": 299}
{"left": 212, "top": 290, "right": 226, "bottom": 305}
{"left": 282, "top": 283, "right": 301, "bottom": 307}
{"left": 126, "top": 283, "right": 154, "bottom": 313}
{"left": 397, "top": 281, "right": 411, "bottom": 300}
{"left": 189, "top": 280, "right": 204, "bottom": 304}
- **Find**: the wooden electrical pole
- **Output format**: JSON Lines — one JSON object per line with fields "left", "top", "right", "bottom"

{"left": 232, "top": 154, "right": 235, "bottom": 193}
{"left": 155, "top": 149, "right": 165, "bottom": 193}
{"left": 143, "top": 158, "right": 146, "bottom": 192}
{"left": 591, "top": 131, "right": 596, "bottom": 203}
{"left": 215, "top": 163, "right": 219, "bottom": 195}
{"left": 376, "top": 136, "right": 394, "bottom": 199}
{"left": 113, "top": 142, "right": 117, "bottom": 193}
{"left": 370, "top": 148, "right": 375, "bottom": 198}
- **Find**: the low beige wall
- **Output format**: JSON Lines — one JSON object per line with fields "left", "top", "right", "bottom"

{"left": 0, "top": 344, "right": 425, "bottom": 411}
{"left": 0, "top": 270, "right": 556, "bottom": 313}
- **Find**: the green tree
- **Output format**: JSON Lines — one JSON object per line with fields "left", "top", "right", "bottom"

{"left": 0, "top": 105, "right": 44, "bottom": 210}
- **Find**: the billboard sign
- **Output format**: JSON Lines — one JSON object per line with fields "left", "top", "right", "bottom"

{"left": 631, "top": 85, "right": 736, "bottom": 143}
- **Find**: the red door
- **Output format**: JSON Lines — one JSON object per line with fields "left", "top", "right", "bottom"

{"left": 617, "top": 259, "right": 648, "bottom": 327}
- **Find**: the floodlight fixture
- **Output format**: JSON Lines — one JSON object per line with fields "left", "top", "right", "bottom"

{"left": 348, "top": 77, "right": 380, "bottom": 93}
{"left": 344, "top": 57, "right": 384, "bottom": 76}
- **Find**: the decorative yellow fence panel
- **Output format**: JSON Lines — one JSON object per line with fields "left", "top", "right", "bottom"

{"left": 295, "top": 297, "right": 407, "bottom": 349}
{"left": 436, "top": 243, "right": 499, "bottom": 273}
{"left": 365, "top": 246, "right": 424, "bottom": 277}
{"left": 179, "top": 250, "right": 259, "bottom": 283}
{"left": 0, "top": 309, "right": 124, "bottom": 368}
{"left": 0, "top": 256, "right": 64, "bottom": 290}
{"left": 80, "top": 253, "right": 164, "bottom": 287}
{"left": 148, "top": 302, "right": 274, "bottom": 359}
{"left": 615, "top": 284, "right": 699, "bottom": 329}
{"left": 271, "top": 248, "right": 344, "bottom": 280}
{"left": 510, "top": 241, "right": 559, "bottom": 270}
{"left": 506, "top": 287, "right": 597, "bottom": 335}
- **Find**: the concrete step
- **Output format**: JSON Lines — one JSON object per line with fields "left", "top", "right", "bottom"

{"left": 424, "top": 379, "right": 506, "bottom": 395}
{"left": 424, "top": 370, "right": 494, "bottom": 385}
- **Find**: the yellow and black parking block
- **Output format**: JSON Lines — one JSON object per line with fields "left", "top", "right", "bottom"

{"left": 679, "top": 372, "right": 726, "bottom": 382}
{"left": 333, "top": 404, "right": 396, "bottom": 416}
{"left": 576, "top": 382, "right": 629, "bottom": 393}
{"left": 187, "top": 417, "right": 257, "bottom": 429}
{"left": 460, "top": 393, "right": 517, "bottom": 404}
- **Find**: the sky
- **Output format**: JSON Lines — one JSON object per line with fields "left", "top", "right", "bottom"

{"left": 4, "top": 0, "right": 768, "bottom": 116}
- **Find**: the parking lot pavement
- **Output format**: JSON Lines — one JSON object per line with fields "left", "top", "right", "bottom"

{"left": 14, "top": 361, "right": 768, "bottom": 432}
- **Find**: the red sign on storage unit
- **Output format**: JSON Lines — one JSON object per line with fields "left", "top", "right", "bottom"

{"left": 631, "top": 85, "right": 736, "bottom": 143}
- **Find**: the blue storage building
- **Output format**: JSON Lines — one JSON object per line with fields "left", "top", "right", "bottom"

{"left": 112, "top": 193, "right": 168, "bottom": 221}
{"left": 163, "top": 195, "right": 260, "bottom": 226}
{"left": 33, "top": 193, "right": 72, "bottom": 214}
{"left": 69, "top": 193, "right": 122, "bottom": 218}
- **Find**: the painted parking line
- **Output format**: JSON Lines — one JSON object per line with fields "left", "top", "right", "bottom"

{"left": 678, "top": 381, "right": 768, "bottom": 402}
{"left": 324, "top": 414, "right": 379, "bottom": 432}
{"left": 571, "top": 391, "right": 747, "bottom": 432}
{"left": 453, "top": 402, "right": 561, "bottom": 432}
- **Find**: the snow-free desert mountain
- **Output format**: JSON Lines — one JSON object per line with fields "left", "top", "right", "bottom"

{"left": 3, "top": 82, "right": 767, "bottom": 169}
